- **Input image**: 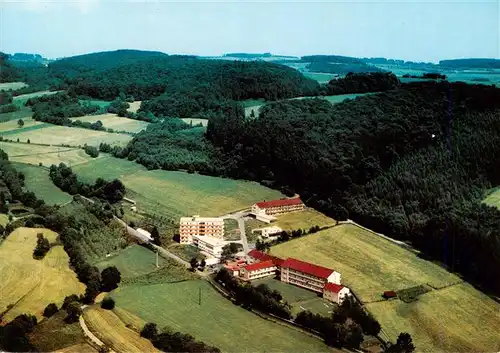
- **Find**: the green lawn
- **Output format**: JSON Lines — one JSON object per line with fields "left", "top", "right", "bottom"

{"left": 252, "top": 277, "right": 334, "bottom": 316}
{"left": 95, "top": 245, "right": 169, "bottom": 279}
{"left": 111, "top": 280, "right": 331, "bottom": 353}
{"left": 13, "top": 162, "right": 72, "bottom": 205}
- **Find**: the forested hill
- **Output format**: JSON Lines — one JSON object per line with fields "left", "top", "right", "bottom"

{"left": 205, "top": 81, "right": 500, "bottom": 295}
{"left": 0, "top": 52, "right": 23, "bottom": 82}
{"left": 439, "top": 58, "right": 500, "bottom": 69}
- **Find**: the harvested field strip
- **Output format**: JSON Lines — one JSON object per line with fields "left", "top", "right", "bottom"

{"left": 84, "top": 306, "right": 160, "bottom": 353}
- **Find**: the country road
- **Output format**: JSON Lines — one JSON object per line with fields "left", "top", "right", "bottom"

{"left": 221, "top": 209, "right": 251, "bottom": 255}
{"left": 79, "top": 305, "right": 116, "bottom": 353}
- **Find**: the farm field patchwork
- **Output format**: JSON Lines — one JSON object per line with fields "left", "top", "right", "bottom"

{"left": 366, "top": 284, "right": 500, "bottom": 352}
{"left": 84, "top": 306, "right": 160, "bottom": 353}
{"left": 252, "top": 277, "right": 334, "bottom": 316}
{"left": 120, "top": 169, "right": 284, "bottom": 219}
{"left": 0, "top": 227, "right": 85, "bottom": 322}
{"left": 111, "top": 280, "right": 332, "bottom": 353}
{"left": 13, "top": 162, "right": 72, "bottom": 205}
{"left": 0, "top": 82, "right": 28, "bottom": 90}
{"left": 94, "top": 245, "right": 168, "bottom": 279}
{"left": 275, "top": 209, "right": 335, "bottom": 231}
{"left": 3, "top": 125, "right": 133, "bottom": 147}
{"left": 270, "top": 224, "right": 460, "bottom": 302}
{"left": 0, "top": 142, "right": 101, "bottom": 167}
{"left": 72, "top": 114, "right": 149, "bottom": 133}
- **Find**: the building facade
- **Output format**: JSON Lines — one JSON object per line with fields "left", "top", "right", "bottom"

{"left": 280, "top": 258, "right": 341, "bottom": 293}
{"left": 251, "top": 198, "right": 305, "bottom": 216}
{"left": 252, "top": 226, "right": 283, "bottom": 239}
{"left": 240, "top": 260, "right": 277, "bottom": 281}
{"left": 323, "top": 283, "right": 350, "bottom": 304}
{"left": 192, "top": 235, "right": 225, "bottom": 258}
{"left": 179, "top": 215, "right": 224, "bottom": 244}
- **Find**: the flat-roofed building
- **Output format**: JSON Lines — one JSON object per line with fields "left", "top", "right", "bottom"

{"left": 252, "top": 226, "right": 283, "bottom": 239}
{"left": 179, "top": 215, "right": 224, "bottom": 244}
{"left": 323, "top": 283, "right": 351, "bottom": 304}
{"left": 192, "top": 235, "right": 225, "bottom": 258}
{"left": 251, "top": 198, "right": 304, "bottom": 216}
{"left": 240, "top": 260, "right": 277, "bottom": 281}
{"left": 280, "top": 258, "right": 341, "bottom": 293}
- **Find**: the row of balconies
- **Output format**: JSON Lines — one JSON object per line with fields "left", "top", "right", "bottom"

{"left": 286, "top": 269, "right": 324, "bottom": 282}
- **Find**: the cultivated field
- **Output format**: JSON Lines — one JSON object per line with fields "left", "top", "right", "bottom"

{"left": 271, "top": 224, "right": 460, "bottom": 302}
{"left": 252, "top": 277, "right": 334, "bottom": 316}
{"left": 0, "top": 227, "right": 85, "bottom": 322}
{"left": 111, "top": 280, "right": 332, "bottom": 353}
{"left": 72, "top": 114, "right": 149, "bottom": 133}
{"left": 366, "top": 284, "right": 500, "bottom": 352}
{"left": 120, "top": 170, "right": 284, "bottom": 219}
{"left": 127, "top": 101, "right": 142, "bottom": 113}
{"left": 13, "top": 163, "right": 72, "bottom": 205}
{"left": 0, "top": 142, "right": 101, "bottom": 167}
{"left": 270, "top": 224, "right": 500, "bottom": 352}
{"left": 95, "top": 245, "right": 168, "bottom": 279}
{"left": 13, "top": 90, "right": 61, "bottom": 105}
{"left": 72, "top": 155, "right": 146, "bottom": 182}
{"left": 4, "top": 125, "right": 132, "bottom": 147}
{"left": 84, "top": 306, "right": 160, "bottom": 353}
{"left": 0, "top": 82, "right": 28, "bottom": 90}
{"left": 0, "top": 117, "right": 46, "bottom": 132}
{"left": 275, "top": 209, "right": 335, "bottom": 231}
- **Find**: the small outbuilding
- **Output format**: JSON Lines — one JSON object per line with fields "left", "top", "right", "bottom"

{"left": 383, "top": 290, "right": 397, "bottom": 299}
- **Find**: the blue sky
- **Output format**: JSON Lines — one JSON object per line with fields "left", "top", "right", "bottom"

{"left": 1, "top": 0, "right": 498, "bottom": 62}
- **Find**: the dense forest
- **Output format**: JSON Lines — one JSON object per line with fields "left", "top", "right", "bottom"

{"left": 204, "top": 81, "right": 500, "bottom": 295}
{"left": 324, "top": 72, "right": 400, "bottom": 94}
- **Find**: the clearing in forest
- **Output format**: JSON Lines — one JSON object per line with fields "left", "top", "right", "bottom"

{"left": 71, "top": 114, "right": 149, "bottom": 133}
{"left": 111, "top": 280, "right": 332, "bottom": 353}
{"left": 274, "top": 209, "right": 335, "bottom": 231}
{"left": 127, "top": 101, "right": 142, "bottom": 113}
{"left": 0, "top": 82, "right": 28, "bottom": 90}
{"left": 13, "top": 163, "right": 72, "bottom": 205}
{"left": 4, "top": 125, "right": 132, "bottom": 147}
{"left": 0, "top": 227, "right": 85, "bottom": 322}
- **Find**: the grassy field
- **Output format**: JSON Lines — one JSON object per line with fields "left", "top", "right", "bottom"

{"left": 4, "top": 125, "right": 132, "bottom": 147}
{"left": 482, "top": 187, "right": 500, "bottom": 208}
{"left": 111, "top": 280, "right": 331, "bottom": 353}
{"left": 366, "top": 284, "right": 500, "bottom": 352}
{"left": 0, "top": 117, "right": 46, "bottom": 132}
{"left": 72, "top": 155, "right": 146, "bottom": 183}
{"left": 13, "top": 163, "right": 72, "bottom": 205}
{"left": 0, "top": 227, "right": 85, "bottom": 322}
{"left": 13, "top": 90, "right": 61, "bottom": 106}
{"left": 95, "top": 245, "right": 168, "bottom": 279}
{"left": 0, "top": 105, "right": 33, "bottom": 123}
{"left": 181, "top": 118, "right": 208, "bottom": 127}
{"left": 270, "top": 224, "right": 500, "bottom": 352}
{"left": 0, "top": 214, "right": 9, "bottom": 226}
{"left": 84, "top": 306, "right": 160, "bottom": 353}
{"left": 223, "top": 218, "right": 240, "bottom": 240}
{"left": 271, "top": 224, "right": 460, "bottom": 302}
{"left": 72, "top": 114, "right": 149, "bottom": 133}
{"left": 127, "top": 101, "right": 142, "bottom": 113}
{"left": 252, "top": 277, "right": 334, "bottom": 316}
{"left": 275, "top": 209, "right": 335, "bottom": 231}
{"left": 29, "top": 311, "right": 92, "bottom": 352}
{"left": 79, "top": 99, "right": 111, "bottom": 108}
{"left": 0, "top": 142, "right": 101, "bottom": 167}
{"left": 303, "top": 72, "right": 337, "bottom": 83}
{"left": 0, "top": 82, "right": 28, "bottom": 90}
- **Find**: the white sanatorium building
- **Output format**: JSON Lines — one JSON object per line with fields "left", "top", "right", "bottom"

{"left": 192, "top": 235, "right": 225, "bottom": 258}
{"left": 179, "top": 215, "right": 224, "bottom": 244}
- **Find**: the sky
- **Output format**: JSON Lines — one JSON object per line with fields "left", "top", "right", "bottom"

{"left": 0, "top": 0, "right": 498, "bottom": 63}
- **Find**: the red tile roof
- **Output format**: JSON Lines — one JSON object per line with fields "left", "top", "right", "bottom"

{"left": 281, "top": 258, "right": 334, "bottom": 279}
{"left": 248, "top": 250, "right": 284, "bottom": 266}
{"left": 324, "top": 282, "right": 345, "bottom": 293}
{"left": 255, "top": 198, "right": 303, "bottom": 209}
{"left": 243, "top": 260, "right": 276, "bottom": 272}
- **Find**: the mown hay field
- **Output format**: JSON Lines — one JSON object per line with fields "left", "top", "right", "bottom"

{"left": 0, "top": 82, "right": 28, "bottom": 90}
{"left": 84, "top": 306, "right": 160, "bottom": 353}
{"left": 127, "top": 101, "right": 142, "bottom": 113}
{"left": 111, "top": 280, "right": 332, "bottom": 353}
{"left": 0, "top": 141, "right": 102, "bottom": 167}
{"left": 72, "top": 114, "right": 149, "bottom": 133}
{"left": 13, "top": 162, "right": 72, "bottom": 205}
{"left": 366, "top": 284, "right": 500, "bottom": 352}
{"left": 72, "top": 155, "right": 146, "bottom": 183}
{"left": 0, "top": 227, "right": 85, "bottom": 322}
{"left": 274, "top": 209, "right": 335, "bottom": 231}
{"left": 4, "top": 125, "right": 133, "bottom": 147}
{"left": 0, "top": 117, "right": 44, "bottom": 132}
{"left": 270, "top": 224, "right": 500, "bottom": 352}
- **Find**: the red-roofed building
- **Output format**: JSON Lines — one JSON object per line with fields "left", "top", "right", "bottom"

{"left": 280, "top": 257, "right": 341, "bottom": 293}
{"left": 323, "top": 283, "right": 351, "bottom": 304}
{"left": 240, "top": 260, "right": 277, "bottom": 281}
{"left": 248, "top": 250, "right": 284, "bottom": 269}
{"left": 251, "top": 197, "right": 304, "bottom": 216}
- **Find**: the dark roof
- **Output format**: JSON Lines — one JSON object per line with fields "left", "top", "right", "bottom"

{"left": 383, "top": 290, "right": 397, "bottom": 297}
{"left": 281, "top": 258, "right": 334, "bottom": 279}
{"left": 255, "top": 198, "right": 303, "bottom": 209}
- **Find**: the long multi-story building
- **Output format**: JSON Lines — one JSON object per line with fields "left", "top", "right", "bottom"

{"left": 280, "top": 257, "right": 341, "bottom": 293}
{"left": 323, "top": 283, "right": 350, "bottom": 304}
{"left": 251, "top": 197, "right": 304, "bottom": 216}
{"left": 239, "top": 260, "right": 277, "bottom": 281}
{"left": 192, "top": 235, "right": 225, "bottom": 258}
{"left": 179, "top": 215, "right": 224, "bottom": 244}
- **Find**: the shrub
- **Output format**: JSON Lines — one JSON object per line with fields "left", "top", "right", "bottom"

{"left": 42, "top": 303, "right": 59, "bottom": 318}
{"left": 101, "top": 297, "right": 115, "bottom": 310}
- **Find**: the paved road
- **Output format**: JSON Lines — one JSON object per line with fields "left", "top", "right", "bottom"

{"left": 221, "top": 209, "right": 251, "bottom": 255}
